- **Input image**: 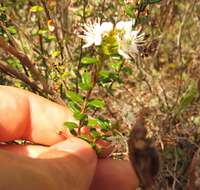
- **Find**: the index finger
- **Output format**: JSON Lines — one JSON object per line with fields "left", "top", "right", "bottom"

{"left": 0, "top": 85, "right": 76, "bottom": 145}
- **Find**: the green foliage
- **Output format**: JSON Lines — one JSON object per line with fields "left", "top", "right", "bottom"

{"left": 79, "top": 71, "right": 92, "bottom": 90}
{"left": 175, "top": 81, "right": 198, "bottom": 117}
{"left": 7, "top": 26, "right": 17, "bottom": 34}
{"left": 81, "top": 57, "right": 98, "bottom": 65}
{"left": 90, "top": 128, "right": 101, "bottom": 139}
{"left": 88, "top": 99, "right": 105, "bottom": 109}
{"left": 64, "top": 121, "right": 78, "bottom": 130}
{"left": 96, "top": 117, "right": 109, "bottom": 131}
{"left": 87, "top": 119, "right": 98, "bottom": 126}
{"left": 64, "top": 121, "right": 78, "bottom": 135}
{"left": 124, "top": 4, "right": 135, "bottom": 17}
{"left": 29, "top": 5, "right": 44, "bottom": 12}
{"left": 66, "top": 91, "right": 84, "bottom": 105}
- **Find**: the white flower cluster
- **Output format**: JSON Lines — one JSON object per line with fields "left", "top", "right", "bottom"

{"left": 79, "top": 20, "right": 145, "bottom": 59}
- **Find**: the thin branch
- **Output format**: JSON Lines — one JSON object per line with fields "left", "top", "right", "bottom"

{"left": 0, "top": 21, "right": 18, "bottom": 48}
{"left": 40, "top": 0, "right": 64, "bottom": 62}
{"left": 0, "top": 60, "right": 39, "bottom": 92}
{"left": 0, "top": 20, "right": 29, "bottom": 76}
{"left": 0, "top": 37, "right": 53, "bottom": 95}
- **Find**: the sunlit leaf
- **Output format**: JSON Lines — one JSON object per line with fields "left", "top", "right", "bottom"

{"left": 88, "top": 99, "right": 105, "bottom": 108}
{"left": 66, "top": 91, "right": 84, "bottom": 105}
{"left": 68, "top": 101, "right": 81, "bottom": 113}
{"left": 124, "top": 4, "right": 134, "bottom": 17}
{"left": 7, "top": 26, "right": 17, "bottom": 34}
{"left": 81, "top": 57, "right": 98, "bottom": 65}
{"left": 30, "top": 5, "right": 44, "bottom": 12}
{"left": 30, "top": 5, "right": 44, "bottom": 13}
{"left": 80, "top": 135, "right": 90, "bottom": 142}
{"left": 90, "top": 128, "right": 101, "bottom": 139}
{"left": 96, "top": 118, "right": 109, "bottom": 131}
{"left": 122, "top": 66, "right": 132, "bottom": 75}
{"left": 37, "top": 29, "right": 48, "bottom": 35}
{"left": 52, "top": 50, "right": 61, "bottom": 58}
{"left": 64, "top": 122, "right": 78, "bottom": 130}
{"left": 74, "top": 112, "right": 87, "bottom": 121}
{"left": 79, "top": 71, "right": 92, "bottom": 90}
{"left": 87, "top": 119, "right": 98, "bottom": 126}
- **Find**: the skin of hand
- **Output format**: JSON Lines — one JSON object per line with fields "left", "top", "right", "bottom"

{"left": 0, "top": 85, "right": 139, "bottom": 190}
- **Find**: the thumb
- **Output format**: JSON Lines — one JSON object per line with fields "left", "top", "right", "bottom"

{"left": 38, "top": 137, "right": 97, "bottom": 190}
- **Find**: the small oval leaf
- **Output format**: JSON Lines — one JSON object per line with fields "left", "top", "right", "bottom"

{"left": 66, "top": 91, "right": 84, "bottom": 105}
{"left": 81, "top": 57, "right": 98, "bottom": 65}
{"left": 88, "top": 99, "right": 105, "bottom": 108}
{"left": 30, "top": 5, "right": 44, "bottom": 12}
{"left": 64, "top": 122, "right": 78, "bottom": 130}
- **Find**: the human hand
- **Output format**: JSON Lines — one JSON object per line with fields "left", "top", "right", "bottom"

{"left": 0, "top": 85, "right": 139, "bottom": 190}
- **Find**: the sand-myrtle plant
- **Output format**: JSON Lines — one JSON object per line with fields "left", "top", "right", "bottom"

{"left": 80, "top": 19, "right": 145, "bottom": 59}
{"left": 64, "top": 19, "right": 146, "bottom": 157}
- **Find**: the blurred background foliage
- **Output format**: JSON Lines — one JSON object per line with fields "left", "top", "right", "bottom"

{"left": 0, "top": 0, "right": 200, "bottom": 189}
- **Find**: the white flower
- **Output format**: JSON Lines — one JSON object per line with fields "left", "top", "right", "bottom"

{"left": 79, "top": 21, "right": 113, "bottom": 48}
{"left": 116, "top": 20, "right": 145, "bottom": 59}
{"left": 115, "top": 20, "right": 133, "bottom": 35}
{"left": 79, "top": 20, "right": 145, "bottom": 59}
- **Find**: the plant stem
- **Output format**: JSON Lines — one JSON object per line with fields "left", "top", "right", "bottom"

{"left": 78, "top": 55, "right": 105, "bottom": 134}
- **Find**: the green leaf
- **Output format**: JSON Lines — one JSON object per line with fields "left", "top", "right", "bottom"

{"left": 79, "top": 71, "right": 92, "bottom": 90}
{"left": 68, "top": 101, "right": 81, "bottom": 113}
{"left": 37, "top": 29, "right": 48, "bottom": 35}
{"left": 122, "top": 66, "right": 132, "bottom": 75}
{"left": 0, "top": 6, "right": 6, "bottom": 13}
{"left": 88, "top": 99, "right": 105, "bottom": 108}
{"left": 90, "top": 128, "right": 101, "bottom": 139}
{"left": 66, "top": 91, "right": 84, "bottom": 105}
{"left": 124, "top": 4, "right": 135, "bottom": 17}
{"left": 7, "top": 26, "right": 17, "bottom": 34}
{"left": 87, "top": 119, "right": 98, "bottom": 126}
{"left": 109, "top": 72, "right": 123, "bottom": 83}
{"left": 175, "top": 81, "right": 198, "bottom": 117}
{"left": 99, "top": 70, "right": 110, "bottom": 78}
{"left": 74, "top": 112, "right": 87, "bottom": 121}
{"left": 44, "top": 35, "right": 56, "bottom": 42}
{"left": 101, "top": 135, "right": 109, "bottom": 141}
{"left": 96, "top": 118, "right": 109, "bottom": 131}
{"left": 81, "top": 57, "right": 98, "bottom": 65}
{"left": 7, "top": 58, "right": 22, "bottom": 69}
{"left": 30, "top": 5, "right": 44, "bottom": 12}
{"left": 109, "top": 59, "right": 122, "bottom": 70}
{"left": 99, "top": 71, "right": 120, "bottom": 84}
{"left": 63, "top": 121, "right": 78, "bottom": 136}
{"left": 90, "top": 143, "right": 96, "bottom": 149}
{"left": 64, "top": 122, "right": 78, "bottom": 130}
{"left": 52, "top": 50, "right": 61, "bottom": 58}
{"left": 80, "top": 135, "right": 90, "bottom": 142}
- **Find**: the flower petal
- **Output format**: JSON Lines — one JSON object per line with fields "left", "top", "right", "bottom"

{"left": 118, "top": 48, "right": 131, "bottom": 59}
{"left": 100, "top": 22, "right": 113, "bottom": 34}
{"left": 94, "top": 35, "right": 102, "bottom": 46}
{"left": 116, "top": 20, "right": 133, "bottom": 34}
